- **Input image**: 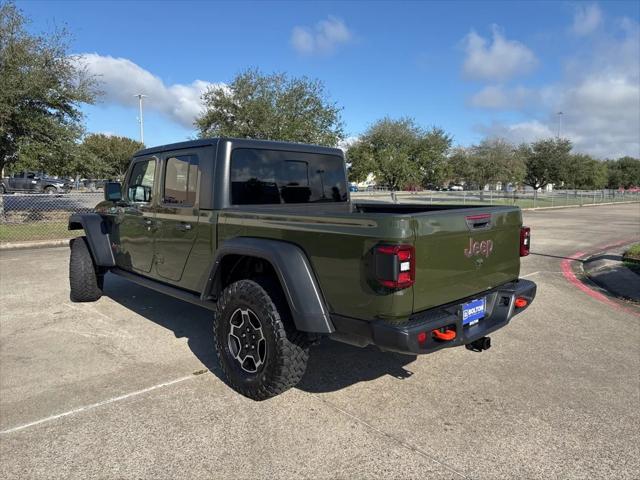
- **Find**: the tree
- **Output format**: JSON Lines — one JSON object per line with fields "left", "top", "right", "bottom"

{"left": 346, "top": 142, "right": 375, "bottom": 184}
{"left": 561, "top": 154, "right": 607, "bottom": 190}
{"left": 346, "top": 118, "right": 422, "bottom": 190}
{"left": 448, "top": 147, "right": 473, "bottom": 184}
{"left": 416, "top": 127, "right": 453, "bottom": 187}
{"left": 195, "top": 69, "right": 344, "bottom": 146}
{"left": 466, "top": 138, "right": 524, "bottom": 190}
{"left": 346, "top": 118, "right": 454, "bottom": 190}
{"left": 606, "top": 156, "right": 640, "bottom": 188}
{"left": 79, "top": 134, "right": 144, "bottom": 179}
{"left": 0, "top": 2, "right": 97, "bottom": 175}
{"left": 521, "top": 138, "right": 571, "bottom": 190}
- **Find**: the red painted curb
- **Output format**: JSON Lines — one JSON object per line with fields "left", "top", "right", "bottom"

{"left": 560, "top": 237, "right": 640, "bottom": 317}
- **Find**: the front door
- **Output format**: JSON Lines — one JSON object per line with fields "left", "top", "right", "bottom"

{"left": 116, "top": 158, "right": 157, "bottom": 273}
{"left": 154, "top": 152, "right": 200, "bottom": 283}
{"left": 25, "top": 172, "right": 39, "bottom": 191}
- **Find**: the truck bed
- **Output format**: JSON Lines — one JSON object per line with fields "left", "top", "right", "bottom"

{"left": 217, "top": 201, "right": 523, "bottom": 323}
{"left": 354, "top": 202, "right": 489, "bottom": 214}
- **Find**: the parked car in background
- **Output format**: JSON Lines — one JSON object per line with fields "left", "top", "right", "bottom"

{"left": 448, "top": 184, "right": 464, "bottom": 191}
{"left": 349, "top": 184, "right": 359, "bottom": 192}
{"left": 0, "top": 171, "right": 72, "bottom": 194}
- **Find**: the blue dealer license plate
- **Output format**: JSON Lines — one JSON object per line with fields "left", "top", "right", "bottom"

{"left": 462, "top": 298, "right": 485, "bottom": 325}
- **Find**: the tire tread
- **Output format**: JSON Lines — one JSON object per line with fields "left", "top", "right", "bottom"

{"left": 69, "top": 236, "right": 103, "bottom": 302}
{"left": 213, "top": 278, "right": 309, "bottom": 400}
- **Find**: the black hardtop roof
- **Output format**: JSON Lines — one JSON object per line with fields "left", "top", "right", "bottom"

{"left": 134, "top": 137, "right": 343, "bottom": 158}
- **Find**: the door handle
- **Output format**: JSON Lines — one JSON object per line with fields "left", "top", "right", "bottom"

{"left": 176, "top": 223, "right": 192, "bottom": 232}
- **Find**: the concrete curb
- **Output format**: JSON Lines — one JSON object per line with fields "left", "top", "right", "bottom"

{"left": 0, "top": 239, "right": 70, "bottom": 251}
{"left": 580, "top": 243, "right": 640, "bottom": 304}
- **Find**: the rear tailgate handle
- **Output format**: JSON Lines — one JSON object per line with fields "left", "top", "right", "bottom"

{"left": 465, "top": 214, "right": 492, "bottom": 230}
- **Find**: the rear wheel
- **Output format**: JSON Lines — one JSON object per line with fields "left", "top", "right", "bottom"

{"left": 69, "top": 236, "right": 103, "bottom": 302}
{"left": 213, "top": 277, "right": 310, "bottom": 400}
{"left": 0, "top": 184, "right": 5, "bottom": 194}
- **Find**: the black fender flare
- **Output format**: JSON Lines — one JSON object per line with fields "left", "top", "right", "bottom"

{"left": 68, "top": 213, "right": 116, "bottom": 267}
{"left": 203, "top": 237, "right": 334, "bottom": 334}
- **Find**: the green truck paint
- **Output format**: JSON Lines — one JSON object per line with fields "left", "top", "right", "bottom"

{"left": 69, "top": 137, "right": 536, "bottom": 400}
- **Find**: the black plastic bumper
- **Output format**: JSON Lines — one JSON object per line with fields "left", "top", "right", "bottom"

{"left": 330, "top": 279, "right": 537, "bottom": 355}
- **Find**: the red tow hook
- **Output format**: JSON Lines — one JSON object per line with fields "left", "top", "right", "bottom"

{"left": 432, "top": 328, "right": 456, "bottom": 341}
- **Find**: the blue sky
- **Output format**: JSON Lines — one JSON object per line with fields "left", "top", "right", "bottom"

{"left": 17, "top": 0, "right": 640, "bottom": 158}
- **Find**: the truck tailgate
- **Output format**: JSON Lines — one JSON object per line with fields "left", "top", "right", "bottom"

{"left": 411, "top": 207, "right": 522, "bottom": 312}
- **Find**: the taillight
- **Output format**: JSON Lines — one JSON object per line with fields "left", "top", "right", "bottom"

{"left": 375, "top": 244, "right": 415, "bottom": 289}
{"left": 514, "top": 297, "right": 528, "bottom": 308}
{"left": 520, "top": 227, "right": 531, "bottom": 256}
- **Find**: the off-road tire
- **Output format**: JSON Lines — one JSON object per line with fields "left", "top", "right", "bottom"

{"left": 213, "top": 277, "right": 310, "bottom": 400}
{"left": 69, "top": 236, "right": 103, "bottom": 302}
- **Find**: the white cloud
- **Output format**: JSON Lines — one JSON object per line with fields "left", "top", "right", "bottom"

{"left": 479, "top": 120, "right": 555, "bottom": 145}
{"left": 472, "top": 15, "right": 640, "bottom": 159}
{"left": 571, "top": 3, "right": 602, "bottom": 36}
{"left": 291, "top": 16, "right": 352, "bottom": 56}
{"left": 479, "top": 75, "right": 640, "bottom": 158}
{"left": 555, "top": 73, "right": 639, "bottom": 158}
{"left": 469, "top": 85, "right": 535, "bottom": 109}
{"left": 338, "top": 135, "right": 359, "bottom": 152}
{"left": 76, "top": 53, "right": 224, "bottom": 128}
{"left": 462, "top": 26, "right": 538, "bottom": 81}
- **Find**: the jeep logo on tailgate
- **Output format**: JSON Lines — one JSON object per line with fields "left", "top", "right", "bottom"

{"left": 464, "top": 238, "right": 494, "bottom": 258}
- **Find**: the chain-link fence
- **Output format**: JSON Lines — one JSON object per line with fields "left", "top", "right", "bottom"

{"left": 0, "top": 192, "right": 103, "bottom": 244}
{"left": 352, "top": 189, "right": 640, "bottom": 209}
{"left": 0, "top": 189, "right": 638, "bottom": 245}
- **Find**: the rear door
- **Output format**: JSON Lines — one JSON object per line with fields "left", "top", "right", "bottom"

{"left": 153, "top": 151, "right": 200, "bottom": 283}
{"left": 10, "top": 172, "right": 28, "bottom": 190}
{"left": 411, "top": 207, "right": 522, "bottom": 312}
{"left": 116, "top": 157, "right": 158, "bottom": 273}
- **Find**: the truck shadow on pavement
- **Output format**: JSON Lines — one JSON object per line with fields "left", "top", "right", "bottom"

{"left": 103, "top": 274, "right": 417, "bottom": 394}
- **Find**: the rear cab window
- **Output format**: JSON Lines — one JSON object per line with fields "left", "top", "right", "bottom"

{"left": 230, "top": 148, "right": 347, "bottom": 205}
{"left": 163, "top": 155, "right": 199, "bottom": 206}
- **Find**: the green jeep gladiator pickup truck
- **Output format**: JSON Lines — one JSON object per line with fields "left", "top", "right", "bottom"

{"left": 68, "top": 138, "right": 536, "bottom": 400}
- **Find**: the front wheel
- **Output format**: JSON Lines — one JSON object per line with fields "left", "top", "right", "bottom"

{"left": 69, "top": 236, "right": 103, "bottom": 302}
{"left": 213, "top": 278, "right": 310, "bottom": 400}
{"left": 44, "top": 186, "right": 56, "bottom": 195}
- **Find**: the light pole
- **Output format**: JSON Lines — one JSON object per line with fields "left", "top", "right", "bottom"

{"left": 556, "top": 111, "right": 564, "bottom": 138}
{"left": 134, "top": 94, "right": 147, "bottom": 144}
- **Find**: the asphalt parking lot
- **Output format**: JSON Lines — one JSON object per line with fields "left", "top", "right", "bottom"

{"left": 1, "top": 203, "right": 639, "bottom": 479}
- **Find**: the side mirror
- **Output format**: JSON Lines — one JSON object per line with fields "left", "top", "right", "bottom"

{"left": 104, "top": 182, "right": 122, "bottom": 202}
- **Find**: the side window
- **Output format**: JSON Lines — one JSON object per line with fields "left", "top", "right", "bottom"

{"left": 163, "top": 155, "right": 198, "bottom": 205}
{"left": 127, "top": 160, "right": 156, "bottom": 203}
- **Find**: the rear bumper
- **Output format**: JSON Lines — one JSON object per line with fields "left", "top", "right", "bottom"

{"left": 330, "top": 279, "right": 537, "bottom": 355}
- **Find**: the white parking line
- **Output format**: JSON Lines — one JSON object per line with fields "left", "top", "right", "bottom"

{"left": 521, "top": 271, "right": 540, "bottom": 278}
{"left": 1, "top": 374, "right": 196, "bottom": 435}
